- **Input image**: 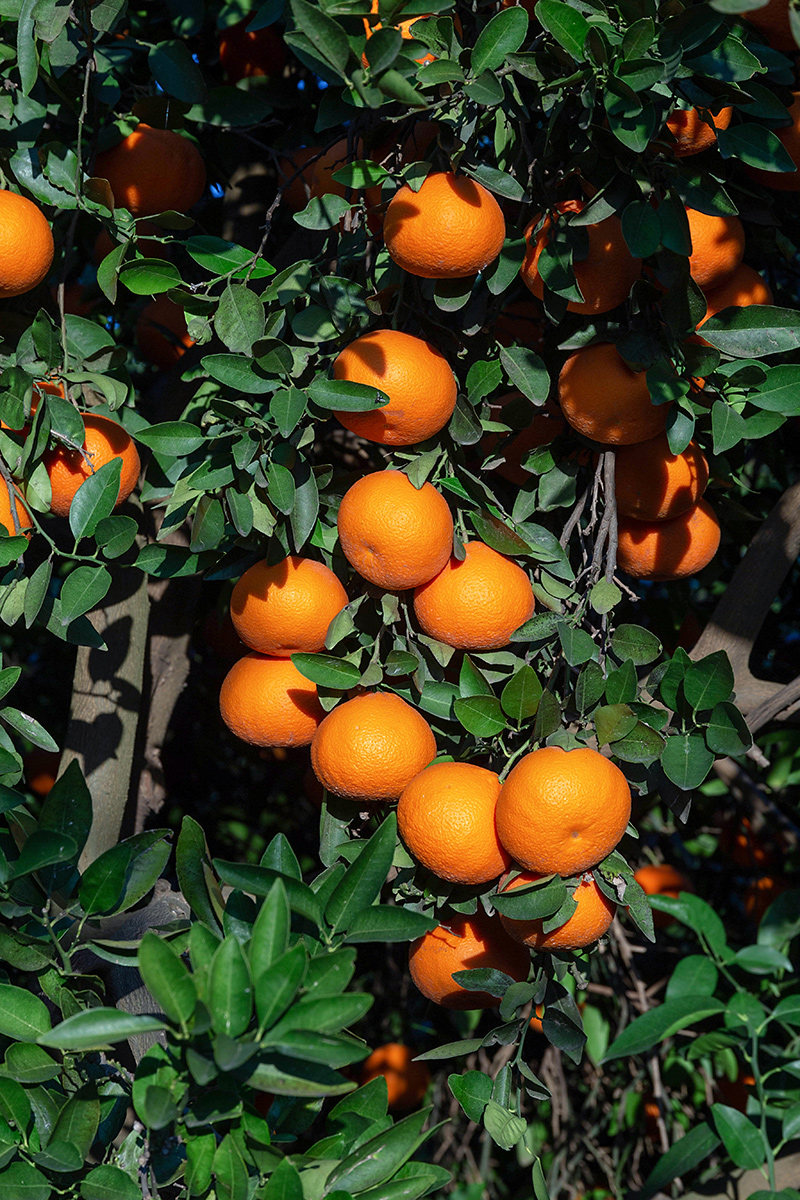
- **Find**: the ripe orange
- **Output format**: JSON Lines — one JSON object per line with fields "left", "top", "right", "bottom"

{"left": 529, "top": 1003, "right": 545, "bottom": 1034}
{"left": 383, "top": 172, "right": 506, "bottom": 279}
{"left": 742, "top": 0, "right": 797, "bottom": 50}
{"left": 483, "top": 395, "right": 565, "bottom": 486}
{"left": 219, "top": 19, "right": 287, "bottom": 82}
{"left": 616, "top": 498, "right": 721, "bottom": 581}
{"left": 746, "top": 93, "right": 800, "bottom": 190}
{"left": 495, "top": 746, "right": 632, "bottom": 877}
{"left": 219, "top": 653, "right": 324, "bottom": 746}
{"left": 332, "top": 329, "right": 457, "bottom": 446}
{"left": 230, "top": 557, "right": 347, "bottom": 657}
{"left": 413, "top": 541, "right": 534, "bottom": 651}
{"left": 43, "top": 414, "right": 140, "bottom": 518}
{"left": 499, "top": 871, "right": 615, "bottom": 951}
{"left": 24, "top": 748, "right": 61, "bottom": 797}
{"left": 337, "top": 470, "right": 453, "bottom": 591}
{"left": 665, "top": 106, "right": 733, "bottom": 156}
{"left": 359, "top": 1043, "right": 430, "bottom": 1110}
{"left": 558, "top": 343, "right": 668, "bottom": 446}
{"left": 94, "top": 125, "right": 206, "bottom": 217}
{"left": 398, "top": 762, "right": 510, "bottom": 885}
{"left": 520, "top": 200, "right": 641, "bottom": 315}
{"left": 408, "top": 913, "right": 530, "bottom": 1009}
{"left": 0, "top": 484, "right": 33, "bottom": 538}
{"left": 363, "top": 2, "right": 435, "bottom": 67}
{"left": 0, "top": 191, "right": 55, "bottom": 299}
{"left": 634, "top": 863, "right": 691, "bottom": 929}
{"left": 310, "top": 691, "right": 437, "bottom": 803}
{"left": 615, "top": 434, "right": 709, "bottom": 522}
{"left": 135, "top": 296, "right": 194, "bottom": 370}
{"left": 685, "top": 208, "right": 745, "bottom": 290}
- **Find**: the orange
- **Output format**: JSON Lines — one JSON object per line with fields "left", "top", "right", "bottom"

{"left": 492, "top": 297, "right": 546, "bottom": 352}
{"left": 615, "top": 434, "right": 709, "bottom": 521}
{"left": 697, "top": 263, "right": 773, "bottom": 341}
{"left": 383, "top": 172, "right": 506, "bottom": 279}
{"left": 529, "top": 1003, "right": 545, "bottom": 1034}
{"left": 408, "top": 913, "right": 530, "bottom": 1009}
{"left": 747, "top": 93, "right": 800, "bottom": 190}
{"left": 363, "top": 2, "right": 435, "bottom": 67}
{"left": 483, "top": 395, "right": 565, "bottom": 486}
{"left": 332, "top": 328, "right": 457, "bottom": 446}
{"left": 309, "top": 137, "right": 382, "bottom": 212}
{"left": 337, "top": 470, "right": 453, "bottom": 591}
{"left": 716, "top": 1070, "right": 755, "bottom": 1114}
{"left": 277, "top": 146, "right": 320, "bottom": 211}
{"left": 398, "top": 762, "right": 510, "bottom": 885}
{"left": 359, "top": 1044, "right": 430, "bottom": 1110}
{"left": 720, "top": 817, "right": 773, "bottom": 870}
{"left": 685, "top": 208, "right": 745, "bottom": 290}
{"left": 43, "top": 414, "right": 140, "bottom": 518}
{"left": 742, "top": 0, "right": 797, "bottom": 50}
{"left": 219, "top": 20, "right": 287, "bottom": 82}
{"left": 0, "top": 484, "right": 32, "bottom": 538}
{"left": 24, "top": 748, "right": 60, "bottom": 797}
{"left": 229, "top": 556, "right": 348, "bottom": 656}
{"left": 219, "top": 653, "right": 324, "bottom": 747}
{"left": 520, "top": 200, "right": 641, "bottom": 315}
{"left": 495, "top": 746, "right": 632, "bottom": 877}
{"left": 558, "top": 343, "right": 668, "bottom": 446}
{"left": 664, "top": 106, "right": 733, "bottom": 156}
{"left": 616, "top": 498, "right": 721, "bottom": 581}
{"left": 310, "top": 691, "right": 436, "bottom": 803}
{"left": 744, "top": 876, "right": 785, "bottom": 923}
{"left": 413, "top": 541, "right": 534, "bottom": 651}
{"left": 94, "top": 125, "right": 206, "bottom": 217}
{"left": 0, "top": 191, "right": 54, "bottom": 299}
{"left": 634, "top": 863, "right": 691, "bottom": 929}
{"left": 135, "top": 296, "right": 194, "bottom": 370}
{"left": 499, "top": 871, "right": 615, "bottom": 951}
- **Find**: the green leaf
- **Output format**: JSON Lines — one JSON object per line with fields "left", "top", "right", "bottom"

{"left": 69, "top": 458, "right": 123, "bottom": 541}
{"left": 249, "top": 879, "right": 290, "bottom": 981}
{"left": 10, "top": 830, "right": 76, "bottom": 879}
{"left": 138, "top": 932, "right": 197, "bottom": 1028}
{"left": 711, "top": 1104, "right": 767, "bottom": 1170}
{"left": 39, "top": 1008, "right": 166, "bottom": 1050}
{"left": 499, "top": 346, "right": 550, "bottom": 403}
{"left": 621, "top": 199, "right": 661, "bottom": 258}
{"left": 149, "top": 40, "right": 207, "bottom": 102}
{"left": 213, "top": 1132, "right": 249, "bottom": 1200}
{"left": 683, "top": 651, "right": 734, "bottom": 711}
{"left": 603, "top": 996, "right": 725, "bottom": 1062}
{"left": 343, "top": 905, "right": 437, "bottom": 943}
{"left": 483, "top": 1099, "right": 527, "bottom": 1150}
{"left": 640, "top": 1123, "right": 720, "bottom": 1200}
{"left": 0, "top": 984, "right": 51, "bottom": 1042}
{"left": 449, "top": 1070, "right": 492, "bottom": 1122}
{"left": 611, "top": 624, "right": 662, "bottom": 666}
{"left": 308, "top": 377, "right": 389, "bottom": 412}
{"left": 325, "top": 1108, "right": 436, "bottom": 1195}
{"left": 119, "top": 259, "right": 183, "bottom": 295}
{"left": 661, "top": 733, "right": 714, "bottom": 790}
{"left": 262, "top": 1157, "right": 304, "bottom": 1200}
{"left": 471, "top": 7, "right": 528, "bottom": 74}
{"left": 0, "top": 1162, "right": 51, "bottom": 1200}
{"left": 712, "top": 400, "right": 748, "bottom": 454}
{"left": 590, "top": 578, "right": 621, "bottom": 615}
{"left": 705, "top": 701, "right": 752, "bottom": 756}
{"left": 501, "top": 665, "right": 542, "bottom": 721}
{"left": 326, "top": 813, "right": 397, "bottom": 935}
{"left": 59, "top": 565, "right": 112, "bottom": 625}
{"left": 50, "top": 1094, "right": 100, "bottom": 1160}
{"left": 290, "top": 0, "right": 351, "bottom": 74}
{"left": 717, "top": 123, "right": 796, "bottom": 172}
{"left": 454, "top": 693, "right": 506, "bottom": 737}
{"left": 558, "top": 623, "right": 596, "bottom": 667}
{"left": 1, "top": 707, "right": 57, "bottom": 751}
{"left": 176, "top": 815, "right": 222, "bottom": 934}
{"left": 470, "top": 511, "right": 532, "bottom": 558}
{"left": 214, "top": 861, "right": 322, "bottom": 924}
{"left": 254, "top": 944, "right": 307, "bottom": 1032}
{"left": 209, "top": 937, "right": 253, "bottom": 1039}
{"left": 136, "top": 421, "right": 205, "bottom": 456}
{"left": 291, "top": 653, "right": 361, "bottom": 689}
{"left": 665, "top": 955, "right": 718, "bottom": 1001}
{"left": 535, "top": 0, "right": 589, "bottom": 59}
{"left": 81, "top": 1164, "right": 142, "bottom": 1200}
{"left": 492, "top": 874, "right": 565, "bottom": 920}
{"left": 214, "top": 284, "right": 265, "bottom": 356}
{"left": 701, "top": 307, "right": 800, "bottom": 358}
{"left": 595, "top": 703, "right": 638, "bottom": 746}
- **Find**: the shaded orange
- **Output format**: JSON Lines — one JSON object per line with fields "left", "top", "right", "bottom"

{"left": 219, "top": 654, "right": 324, "bottom": 747}
{"left": 615, "top": 434, "right": 709, "bottom": 521}
{"left": 747, "top": 93, "right": 800, "bottom": 190}
{"left": 24, "top": 748, "right": 60, "bottom": 797}
{"left": 332, "top": 328, "right": 457, "bottom": 446}
{"left": 720, "top": 817, "right": 773, "bottom": 870}
{"left": 311, "top": 691, "right": 436, "bottom": 803}
{"left": 135, "top": 296, "right": 194, "bottom": 370}
{"left": 685, "top": 208, "right": 745, "bottom": 290}
{"left": 483, "top": 395, "right": 565, "bottom": 486}
{"left": 665, "top": 106, "right": 733, "bottom": 156}
{"left": 277, "top": 146, "right": 320, "bottom": 211}
{"left": 0, "top": 376, "right": 59, "bottom": 435}
{"left": 495, "top": 746, "right": 632, "bottom": 877}
{"left": 558, "top": 343, "right": 668, "bottom": 446}
{"left": 359, "top": 1043, "right": 430, "bottom": 1110}
{"left": 697, "top": 264, "right": 773, "bottom": 343}
{"left": 43, "top": 414, "right": 140, "bottom": 518}
{"left": 520, "top": 200, "right": 641, "bottom": 315}
{"left": 363, "top": 3, "right": 436, "bottom": 68}
{"left": 529, "top": 1003, "right": 545, "bottom": 1034}
{"left": 230, "top": 556, "right": 348, "bottom": 656}
{"left": 742, "top": 0, "right": 797, "bottom": 51}
{"left": 499, "top": 871, "right": 615, "bottom": 951}
{"left": 634, "top": 863, "right": 691, "bottom": 928}
{"left": 413, "top": 541, "right": 534, "bottom": 651}
{"left": 337, "top": 470, "right": 453, "bottom": 591}
{"left": 398, "top": 762, "right": 510, "bottom": 885}
{"left": 616, "top": 498, "right": 721, "bottom": 581}
{"left": 744, "top": 876, "right": 785, "bottom": 923}
{"left": 219, "top": 20, "right": 287, "bottom": 82}
{"left": 408, "top": 913, "right": 530, "bottom": 1009}
{"left": 94, "top": 125, "right": 206, "bottom": 217}
{"left": 716, "top": 1071, "right": 755, "bottom": 1113}
{"left": 384, "top": 172, "right": 505, "bottom": 279}
{"left": 0, "top": 484, "right": 32, "bottom": 538}
{"left": 0, "top": 191, "right": 54, "bottom": 299}
{"left": 492, "top": 297, "right": 546, "bottom": 352}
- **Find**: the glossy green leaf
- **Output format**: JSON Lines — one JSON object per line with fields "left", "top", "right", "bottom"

{"left": 138, "top": 932, "right": 197, "bottom": 1027}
